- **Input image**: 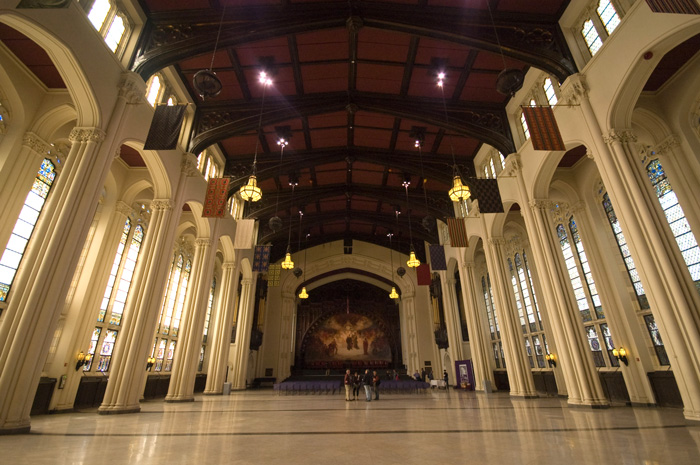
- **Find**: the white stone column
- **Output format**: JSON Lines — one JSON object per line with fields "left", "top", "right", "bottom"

{"left": 528, "top": 199, "right": 608, "bottom": 407}
{"left": 0, "top": 125, "right": 110, "bottom": 434}
{"left": 204, "top": 260, "right": 241, "bottom": 394}
{"left": 400, "top": 294, "right": 420, "bottom": 373}
{"left": 98, "top": 199, "right": 180, "bottom": 414}
{"left": 166, "top": 235, "right": 218, "bottom": 402}
{"left": 458, "top": 259, "right": 495, "bottom": 391}
{"left": 276, "top": 291, "right": 296, "bottom": 382}
{"left": 51, "top": 201, "right": 133, "bottom": 411}
{"left": 483, "top": 237, "right": 537, "bottom": 398}
{"left": 0, "top": 133, "right": 52, "bottom": 254}
{"left": 441, "top": 275, "right": 464, "bottom": 361}
{"left": 230, "top": 277, "right": 257, "bottom": 390}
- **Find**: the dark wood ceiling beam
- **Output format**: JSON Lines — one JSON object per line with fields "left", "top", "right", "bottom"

{"left": 451, "top": 50, "right": 478, "bottom": 103}
{"left": 133, "top": 3, "right": 576, "bottom": 82}
{"left": 226, "top": 48, "right": 251, "bottom": 101}
{"left": 400, "top": 36, "right": 419, "bottom": 97}
{"left": 288, "top": 35, "right": 305, "bottom": 96}
{"left": 192, "top": 92, "right": 514, "bottom": 155}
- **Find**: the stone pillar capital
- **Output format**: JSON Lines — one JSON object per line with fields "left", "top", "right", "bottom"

{"left": 488, "top": 237, "right": 506, "bottom": 247}
{"left": 529, "top": 199, "right": 554, "bottom": 211}
{"left": 22, "top": 132, "right": 52, "bottom": 157}
{"left": 69, "top": 127, "right": 106, "bottom": 143}
{"left": 653, "top": 134, "right": 681, "bottom": 157}
{"left": 151, "top": 199, "right": 173, "bottom": 212}
{"left": 115, "top": 200, "right": 133, "bottom": 217}
{"left": 118, "top": 72, "right": 147, "bottom": 105}
{"left": 603, "top": 129, "right": 637, "bottom": 145}
{"left": 560, "top": 73, "right": 588, "bottom": 106}
{"left": 222, "top": 262, "right": 236, "bottom": 271}
{"left": 182, "top": 153, "right": 200, "bottom": 177}
{"left": 195, "top": 238, "right": 212, "bottom": 248}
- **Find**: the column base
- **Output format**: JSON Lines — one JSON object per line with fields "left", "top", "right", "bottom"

{"left": 510, "top": 394, "right": 539, "bottom": 399}
{"left": 203, "top": 391, "right": 223, "bottom": 396}
{"left": 164, "top": 397, "right": 195, "bottom": 403}
{"left": 567, "top": 398, "right": 610, "bottom": 409}
{"left": 97, "top": 405, "right": 141, "bottom": 415}
{"left": 683, "top": 409, "right": 700, "bottom": 423}
{"left": 0, "top": 425, "right": 31, "bottom": 435}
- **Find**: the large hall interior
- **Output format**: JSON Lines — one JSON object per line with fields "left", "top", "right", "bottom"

{"left": 1, "top": 0, "right": 700, "bottom": 462}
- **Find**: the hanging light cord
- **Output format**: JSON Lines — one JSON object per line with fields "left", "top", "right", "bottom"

{"left": 286, "top": 183, "right": 296, "bottom": 250}
{"left": 274, "top": 142, "right": 286, "bottom": 213}
{"left": 251, "top": 83, "right": 269, "bottom": 174}
{"left": 416, "top": 142, "right": 430, "bottom": 211}
{"left": 404, "top": 182, "right": 414, "bottom": 245}
{"left": 485, "top": 0, "right": 508, "bottom": 71}
{"left": 209, "top": 5, "right": 227, "bottom": 71}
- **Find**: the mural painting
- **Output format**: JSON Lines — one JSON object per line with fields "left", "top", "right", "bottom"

{"left": 305, "top": 313, "right": 391, "bottom": 363}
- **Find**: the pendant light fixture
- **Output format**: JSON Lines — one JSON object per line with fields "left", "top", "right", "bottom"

{"left": 239, "top": 72, "right": 273, "bottom": 202}
{"left": 403, "top": 175, "right": 421, "bottom": 268}
{"left": 388, "top": 231, "right": 399, "bottom": 299}
{"left": 280, "top": 175, "right": 297, "bottom": 270}
{"left": 269, "top": 127, "right": 291, "bottom": 232}
{"left": 299, "top": 227, "right": 309, "bottom": 299}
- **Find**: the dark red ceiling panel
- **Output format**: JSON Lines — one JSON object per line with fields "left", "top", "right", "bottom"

{"left": 296, "top": 28, "right": 347, "bottom": 62}
{"left": 301, "top": 63, "right": 347, "bottom": 94}
{"left": 0, "top": 24, "right": 65, "bottom": 89}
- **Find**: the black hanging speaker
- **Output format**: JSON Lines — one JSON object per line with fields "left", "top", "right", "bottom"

{"left": 495, "top": 68, "right": 524, "bottom": 96}
{"left": 193, "top": 69, "right": 223, "bottom": 99}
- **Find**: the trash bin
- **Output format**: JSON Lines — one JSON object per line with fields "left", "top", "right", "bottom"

{"left": 223, "top": 382, "right": 232, "bottom": 395}
{"left": 483, "top": 380, "right": 493, "bottom": 393}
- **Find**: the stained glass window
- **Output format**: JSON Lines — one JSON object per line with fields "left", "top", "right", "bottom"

{"left": 161, "top": 255, "right": 183, "bottom": 334}
{"left": 524, "top": 338, "right": 534, "bottom": 368}
{"left": 164, "top": 341, "right": 176, "bottom": 372}
{"left": 97, "top": 329, "right": 118, "bottom": 372}
{"left": 0, "top": 159, "right": 56, "bottom": 302}
{"left": 155, "top": 339, "right": 166, "bottom": 372}
{"left": 644, "top": 314, "right": 670, "bottom": 366}
{"left": 602, "top": 193, "right": 648, "bottom": 309}
{"left": 585, "top": 326, "right": 605, "bottom": 367}
{"left": 492, "top": 343, "right": 500, "bottom": 369}
{"left": 532, "top": 335, "right": 545, "bottom": 368}
{"left": 597, "top": 0, "right": 620, "bottom": 35}
{"left": 508, "top": 259, "right": 527, "bottom": 333}
{"left": 171, "top": 260, "right": 192, "bottom": 337}
{"left": 522, "top": 253, "right": 543, "bottom": 329}
{"left": 646, "top": 159, "right": 700, "bottom": 291}
{"left": 99, "top": 218, "right": 131, "bottom": 322}
{"left": 203, "top": 278, "right": 216, "bottom": 343}
{"left": 600, "top": 323, "right": 619, "bottom": 367}
{"left": 84, "top": 327, "right": 102, "bottom": 372}
{"left": 198, "top": 345, "right": 205, "bottom": 372}
{"left": 110, "top": 224, "right": 144, "bottom": 325}
{"left": 557, "top": 224, "right": 591, "bottom": 321}
{"left": 569, "top": 217, "right": 605, "bottom": 319}
{"left": 515, "top": 254, "right": 537, "bottom": 332}
{"left": 482, "top": 276, "right": 496, "bottom": 340}
{"left": 582, "top": 19, "right": 602, "bottom": 56}
{"left": 487, "top": 275, "right": 499, "bottom": 338}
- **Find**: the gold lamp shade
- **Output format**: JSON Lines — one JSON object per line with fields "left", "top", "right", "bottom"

{"left": 389, "top": 286, "right": 399, "bottom": 299}
{"left": 448, "top": 175, "right": 470, "bottom": 202}
{"left": 298, "top": 286, "right": 309, "bottom": 299}
{"left": 239, "top": 175, "right": 262, "bottom": 202}
{"left": 407, "top": 247, "right": 420, "bottom": 268}
{"left": 281, "top": 251, "right": 295, "bottom": 270}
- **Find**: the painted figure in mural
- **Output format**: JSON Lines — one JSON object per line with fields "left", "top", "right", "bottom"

{"left": 346, "top": 334, "right": 353, "bottom": 351}
{"left": 362, "top": 337, "right": 369, "bottom": 355}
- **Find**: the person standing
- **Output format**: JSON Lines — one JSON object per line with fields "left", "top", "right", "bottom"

{"left": 363, "top": 369, "right": 373, "bottom": 401}
{"left": 443, "top": 369, "right": 449, "bottom": 390}
{"left": 372, "top": 370, "right": 380, "bottom": 400}
{"left": 352, "top": 371, "right": 361, "bottom": 400}
{"left": 344, "top": 369, "right": 352, "bottom": 401}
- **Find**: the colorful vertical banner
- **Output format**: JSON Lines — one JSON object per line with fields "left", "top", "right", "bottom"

{"left": 447, "top": 217, "right": 469, "bottom": 248}
{"left": 522, "top": 106, "right": 566, "bottom": 151}
{"left": 252, "top": 245, "right": 271, "bottom": 272}
{"left": 428, "top": 245, "right": 447, "bottom": 271}
{"left": 202, "top": 178, "right": 230, "bottom": 217}
{"left": 645, "top": 0, "right": 700, "bottom": 14}
{"left": 417, "top": 263, "right": 432, "bottom": 286}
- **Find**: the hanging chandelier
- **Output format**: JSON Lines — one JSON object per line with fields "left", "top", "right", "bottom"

{"left": 388, "top": 231, "right": 399, "bottom": 299}
{"left": 298, "top": 208, "right": 308, "bottom": 299}
{"left": 403, "top": 176, "right": 420, "bottom": 268}
{"left": 239, "top": 72, "right": 272, "bottom": 202}
{"left": 281, "top": 176, "right": 298, "bottom": 270}
{"left": 449, "top": 173, "right": 471, "bottom": 202}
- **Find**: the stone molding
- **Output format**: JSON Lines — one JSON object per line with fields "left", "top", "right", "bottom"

{"left": 151, "top": 199, "right": 173, "bottom": 211}
{"left": 115, "top": 200, "right": 133, "bottom": 217}
{"left": 195, "top": 238, "right": 212, "bottom": 247}
{"left": 182, "top": 153, "right": 201, "bottom": 177}
{"left": 69, "top": 127, "right": 106, "bottom": 143}
{"left": 22, "top": 132, "right": 52, "bottom": 156}
{"left": 560, "top": 73, "right": 588, "bottom": 106}
{"left": 653, "top": 134, "right": 680, "bottom": 157}
{"left": 603, "top": 129, "right": 637, "bottom": 145}
{"left": 118, "top": 72, "right": 147, "bottom": 105}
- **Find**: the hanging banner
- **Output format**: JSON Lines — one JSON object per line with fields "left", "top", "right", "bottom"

{"left": 470, "top": 179, "right": 505, "bottom": 213}
{"left": 267, "top": 264, "right": 281, "bottom": 286}
{"left": 522, "top": 106, "right": 566, "bottom": 151}
{"left": 202, "top": 178, "right": 230, "bottom": 217}
{"left": 416, "top": 263, "right": 431, "bottom": 286}
{"left": 428, "top": 245, "right": 447, "bottom": 270}
{"left": 252, "top": 245, "right": 271, "bottom": 272}
{"left": 143, "top": 104, "right": 188, "bottom": 150}
{"left": 447, "top": 217, "right": 469, "bottom": 248}
{"left": 645, "top": 0, "right": 700, "bottom": 14}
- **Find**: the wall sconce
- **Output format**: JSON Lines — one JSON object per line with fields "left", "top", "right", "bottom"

{"left": 146, "top": 357, "right": 156, "bottom": 371}
{"left": 612, "top": 347, "right": 629, "bottom": 366}
{"left": 75, "top": 351, "right": 91, "bottom": 371}
{"left": 545, "top": 353, "right": 556, "bottom": 368}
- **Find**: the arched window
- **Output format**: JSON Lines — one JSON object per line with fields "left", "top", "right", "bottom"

{"left": 146, "top": 75, "right": 162, "bottom": 106}
{"left": 557, "top": 217, "right": 619, "bottom": 367}
{"left": 200, "top": 277, "right": 217, "bottom": 371}
{"left": 499, "top": 152, "right": 506, "bottom": 169}
{"left": 86, "top": 0, "right": 130, "bottom": 54}
{"left": 0, "top": 159, "right": 56, "bottom": 302}
{"left": 597, "top": 0, "right": 620, "bottom": 35}
{"left": 489, "top": 158, "right": 496, "bottom": 178}
{"left": 646, "top": 158, "right": 700, "bottom": 291}
{"left": 543, "top": 78, "right": 558, "bottom": 105}
{"left": 601, "top": 192, "right": 669, "bottom": 365}
{"left": 482, "top": 274, "right": 504, "bottom": 369}
{"left": 582, "top": 19, "right": 602, "bottom": 56}
{"left": 520, "top": 111, "right": 531, "bottom": 140}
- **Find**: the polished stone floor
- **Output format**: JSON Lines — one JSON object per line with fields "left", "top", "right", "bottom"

{"left": 2, "top": 389, "right": 700, "bottom": 464}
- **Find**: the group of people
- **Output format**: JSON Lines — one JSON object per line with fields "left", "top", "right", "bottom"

{"left": 412, "top": 368, "right": 450, "bottom": 388}
{"left": 344, "top": 369, "right": 381, "bottom": 401}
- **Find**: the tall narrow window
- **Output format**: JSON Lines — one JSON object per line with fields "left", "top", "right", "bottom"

{"left": 87, "top": 0, "right": 111, "bottom": 29}
{"left": 646, "top": 159, "right": 700, "bottom": 291}
{"left": 597, "top": 0, "right": 620, "bottom": 35}
{"left": 146, "top": 75, "right": 162, "bottom": 106}
{"left": 170, "top": 260, "right": 192, "bottom": 337}
{"left": 557, "top": 224, "right": 591, "bottom": 321}
{"left": 602, "top": 193, "right": 648, "bottom": 309}
{"left": 203, "top": 278, "right": 216, "bottom": 343}
{"left": 489, "top": 158, "right": 496, "bottom": 178}
{"left": 582, "top": 19, "right": 603, "bottom": 56}
{"left": 569, "top": 217, "right": 604, "bottom": 320}
{"left": 161, "top": 255, "right": 183, "bottom": 334}
{"left": 83, "top": 327, "right": 102, "bottom": 372}
{"left": 96, "top": 329, "right": 118, "bottom": 372}
{"left": 155, "top": 339, "right": 166, "bottom": 372}
{"left": 520, "top": 113, "right": 530, "bottom": 140}
{"left": 499, "top": 152, "right": 506, "bottom": 169}
{"left": 543, "top": 78, "right": 558, "bottom": 105}
{"left": 99, "top": 219, "right": 131, "bottom": 322}
{"left": 508, "top": 259, "right": 527, "bottom": 333}
{"left": 86, "top": 0, "right": 130, "bottom": 54}
{"left": 644, "top": 315, "right": 670, "bottom": 366}
{"left": 104, "top": 13, "right": 126, "bottom": 52}
{"left": 482, "top": 274, "right": 503, "bottom": 369}
{"left": 0, "top": 159, "right": 56, "bottom": 302}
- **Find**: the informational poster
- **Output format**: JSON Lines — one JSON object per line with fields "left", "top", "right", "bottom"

{"left": 455, "top": 360, "right": 474, "bottom": 390}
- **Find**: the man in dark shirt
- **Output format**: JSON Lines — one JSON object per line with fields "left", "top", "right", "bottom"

{"left": 363, "top": 369, "right": 373, "bottom": 401}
